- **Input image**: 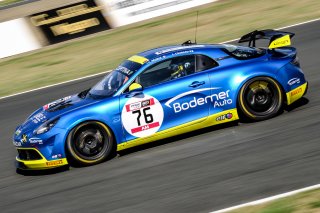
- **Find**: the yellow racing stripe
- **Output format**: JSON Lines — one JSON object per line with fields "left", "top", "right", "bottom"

{"left": 127, "top": 55, "right": 149, "bottom": 65}
{"left": 117, "top": 108, "right": 239, "bottom": 151}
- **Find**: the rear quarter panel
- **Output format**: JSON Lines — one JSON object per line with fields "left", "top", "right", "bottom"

{"left": 208, "top": 54, "right": 292, "bottom": 110}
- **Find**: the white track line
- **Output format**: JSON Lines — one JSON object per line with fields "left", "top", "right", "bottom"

{"left": 1, "top": 17, "right": 320, "bottom": 101}
{"left": 211, "top": 184, "right": 320, "bottom": 213}
{"left": 276, "top": 17, "right": 320, "bottom": 30}
{"left": 0, "top": 70, "right": 111, "bottom": 100}
{"left": 220, "top": 17, "right": 320, "bottom": 44}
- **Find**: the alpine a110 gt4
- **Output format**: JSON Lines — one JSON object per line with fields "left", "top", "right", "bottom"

{"left": 13, "top": 29, "right": 308, "bottom": 170}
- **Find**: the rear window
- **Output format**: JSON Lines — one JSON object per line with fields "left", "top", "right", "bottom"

{"left": 222, "top": 44, "right": 266, "bottom": 60}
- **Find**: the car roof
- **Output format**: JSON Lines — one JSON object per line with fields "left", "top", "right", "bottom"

{"left": 137, "top": 44, "right": 225, "bottom": 60}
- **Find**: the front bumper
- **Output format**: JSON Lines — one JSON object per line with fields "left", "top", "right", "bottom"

{"left": 16, "top": 148, "right": 68, "bottom": 170}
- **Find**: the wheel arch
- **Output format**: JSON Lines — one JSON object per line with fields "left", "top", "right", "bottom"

{"left": 63, "top": 119, "right": 118, "bottom": 164}
{"left": 64, "top": 117, "right": 118, "bottom": 142}
{"left": 234, "top": 74, "right": 286, "bottom": 119}
{"left": 235, "top": 74, "right": 286, "bottom": 103}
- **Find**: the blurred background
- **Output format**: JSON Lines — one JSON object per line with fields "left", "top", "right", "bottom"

{"left": 0, "top": 0, "right": 320, "bottom": 97}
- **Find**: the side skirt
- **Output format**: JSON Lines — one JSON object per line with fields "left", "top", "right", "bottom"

{"left": 117, "top": 108, "right": 239, "bottom": 151}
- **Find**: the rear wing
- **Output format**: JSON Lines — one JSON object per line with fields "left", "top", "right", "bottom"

{"left": 238, "top": 29, "right": 295, "bottom": 49}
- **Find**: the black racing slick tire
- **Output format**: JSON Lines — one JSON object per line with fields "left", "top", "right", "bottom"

{"left": 66, "top": 121, "right": 115, "bottom": 166}
{"left": 238, "top": 77, "right": 283, "bottom": 121}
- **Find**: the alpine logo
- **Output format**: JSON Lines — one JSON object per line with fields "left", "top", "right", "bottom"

{"left": 288, "top": 78, "right": 300, "bottom": 86}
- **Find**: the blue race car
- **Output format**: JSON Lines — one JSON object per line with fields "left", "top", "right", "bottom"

{"left": 13, "top": 30, "right": 308, "bottom": 170}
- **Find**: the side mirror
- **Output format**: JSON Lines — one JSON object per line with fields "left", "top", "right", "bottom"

{"left": 129, "top": 83, "right": 143, "bottom": 93}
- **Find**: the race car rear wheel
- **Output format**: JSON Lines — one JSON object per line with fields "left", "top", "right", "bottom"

{"left": 238, "top": 77, "right": 283, "bottom": 121}
{"left": 66, "top": 121, "right": 115, "bottom": 166}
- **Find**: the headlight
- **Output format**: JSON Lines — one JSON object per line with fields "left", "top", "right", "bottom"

{"left": 34, "top": 117, "right": 60, "bottom": 135}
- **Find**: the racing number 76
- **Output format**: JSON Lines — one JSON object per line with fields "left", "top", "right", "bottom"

{"left": 132, "top": 107, "right": 154, "bottom": 126}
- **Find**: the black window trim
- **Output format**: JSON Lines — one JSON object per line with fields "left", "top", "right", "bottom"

{"left": 122, "top": 54, "right": 219, "bottom": 92}
{"left": 195, "top": 54, "right": 219, "bottom": 73}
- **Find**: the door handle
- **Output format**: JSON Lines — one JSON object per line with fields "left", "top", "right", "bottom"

{"left": 189, "top": 81, "right": 205, "bottom": 88}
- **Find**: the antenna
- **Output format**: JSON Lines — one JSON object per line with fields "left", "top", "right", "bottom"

{"left": 194, "top": 11, "right": 199, "bottom": 44}
{"left": 182, "top": 11, "right": 199, "bottom": 45}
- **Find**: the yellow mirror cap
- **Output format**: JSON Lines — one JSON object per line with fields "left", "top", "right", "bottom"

{"left": 129, "top": 83, "right": 142, "bottom": 91}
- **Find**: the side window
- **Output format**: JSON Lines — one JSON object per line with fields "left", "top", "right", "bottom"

{"left": 196, "top": 55, "right": 218, "bottom": 72}
{"left": 137, "top": 55, "right": 195, "bottom": 88}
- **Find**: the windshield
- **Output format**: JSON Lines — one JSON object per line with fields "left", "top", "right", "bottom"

{"left": 88, "top": 60, "right": 142, "bottom": 98}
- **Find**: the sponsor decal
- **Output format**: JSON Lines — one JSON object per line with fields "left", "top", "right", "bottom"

{"left": 116, "top": 66, "right": 134, "bottom": 76}
{"left": 29, "top": 138, "right": 43, "bottom": 144}
{"left": 216, "top": 113, "right": 233, "bottom": 122}
{"left": 172, "top": 50, "right": 194, "bottom": 56}
{"left": 151, "top": 55, "right": 166, "bottom": 62}
{"left": 21, "top": 134, "right": 28, "bottom": 143}
{"left": 290, "top": 87, "right": 303, "bottom": 97}
{"left": 288, "top": 78, "right": 300, "bottom": 86}
{"left": 13, "top": 141, "right": 22, "bottom": 147}
{"left": 122, "top": 95, "right": 164, "bottom": 138}
{"left": 286, "top": 83, "right": 307, "bottom": 105}
{"left": 125, "top": 98, "right": 155, "bottom": 112}
{"left": 269, "top": 35, "right": 291, "bottom": 49}
{"left": 32, "top": 113, "right": 46, "bottom": 124}
{"left": 43, "top": 96, "right": 72, "bottom": 110}
{"left": 155, "top": 45, "right": 204, "bottom": 55}
{"left": 52, "top": 154, "right": 62, "bottom": 159}
{"left": 46, "top": 159, "right": 63, "bottom": 166}
{"left": 165, "top": 88, "right": 233, "bottom": 113}
{"left": 15, "top": 129, "right": 21, "bottom": 136}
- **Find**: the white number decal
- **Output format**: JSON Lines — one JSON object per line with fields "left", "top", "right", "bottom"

{"left": 121, "top": 95, "right": 164, "bottom": 138}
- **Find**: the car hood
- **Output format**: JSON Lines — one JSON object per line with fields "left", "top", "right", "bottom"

{"left": 17, "top": 94, "right": 99, "bottom": 133}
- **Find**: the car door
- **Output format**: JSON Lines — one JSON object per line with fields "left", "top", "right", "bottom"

{"left": 119, "top": 55, "right": 211, "bottom": 142}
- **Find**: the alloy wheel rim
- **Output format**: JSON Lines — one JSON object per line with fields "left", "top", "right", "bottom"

{"left": 244, "top": 80, "right": 278, "bottom": 115}
{"left": 74, "top": 128, "right": 107, "bottom": 159}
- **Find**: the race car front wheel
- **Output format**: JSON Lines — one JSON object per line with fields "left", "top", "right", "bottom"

{"left": 238, "top": 77, "right": 283, "bottom": 121}
{"left": 66, "top": 121, "right": 115, "bottom": 166}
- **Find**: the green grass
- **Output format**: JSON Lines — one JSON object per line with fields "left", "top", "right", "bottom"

{"left": 1, "top": 0, "right": 320, "bottom": 97}
{"left": 0, "top": 0, "right": 24, "bottom": 7}
{"left": 309, "top": 200, "right": 320, "bottom": 209}
{"left": 230, "top": 188, "right": 320, "bottom": 213}
{"left": 260, "top": 200, "right": 295, "bottom": 213}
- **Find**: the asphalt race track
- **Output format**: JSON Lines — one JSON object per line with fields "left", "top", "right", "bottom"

{"left": 0, "top": 20, "right": 319, "bottom": 213}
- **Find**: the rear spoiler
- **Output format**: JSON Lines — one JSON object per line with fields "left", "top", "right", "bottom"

{"left": 238, "top": 29, "right": 295, "bottom": 49}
